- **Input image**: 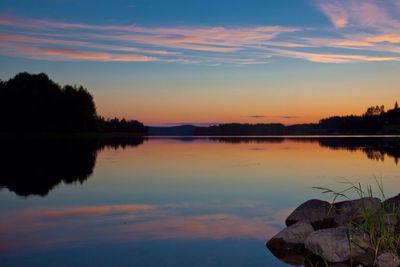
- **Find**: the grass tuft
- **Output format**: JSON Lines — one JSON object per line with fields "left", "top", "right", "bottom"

{"left": 313, "top": 178, "right": 400, "bottom": 266}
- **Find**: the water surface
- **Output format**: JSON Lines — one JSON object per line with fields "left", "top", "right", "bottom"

{"left": 0, "top": 137, "right": 399, "bottom": 266}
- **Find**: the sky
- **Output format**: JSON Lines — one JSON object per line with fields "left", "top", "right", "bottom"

{"left": 0, "top": 0, "right": 399, "bottom": 126}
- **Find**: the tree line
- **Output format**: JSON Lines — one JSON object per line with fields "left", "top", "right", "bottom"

{"left": 319, "top": 103, "right": 400, "bottom": 134}
{"left": 193, "top": 104, "right": 400, "bottom": 135}
{"left": 0, "top": 72, "right": 147, "bottom": 134}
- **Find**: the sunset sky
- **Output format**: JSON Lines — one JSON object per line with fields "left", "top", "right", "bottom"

{"left": 0, "top": 0, "right": 399, "bottom": 126}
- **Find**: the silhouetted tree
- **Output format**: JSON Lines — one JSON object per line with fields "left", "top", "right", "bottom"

{"left": 97, "top": 116, "right": 147, "bottom": 134}
{"left": 0, "top": 72, "right": 146, "bottom": 134}
{"left": 0, "top": 73, "right": 98, "bottom": 132}
{"left": 61, "top": 85, "right": 97, "bottom": 131}
{"left": 365, "top": 105, "right": 385, "bottom": 116}
{"left": 395, "top": 101, "right": 399, "bottom": 110}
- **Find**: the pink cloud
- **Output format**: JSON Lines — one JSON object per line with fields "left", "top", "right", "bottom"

{"left": 0, "top": 14, "right": 298, "bottom": 63}
{"left": 365, "top": 34, "right": 400, "bottom": 43}
{"left": 316, "top": 0, "right": 348, "bottom": 28}
{"left": 38, "top": 47, "right": 155, "bottom": 61}
{"left": 269, "top": 48, "right": 399, "bottom": 63}
{"left": 0, "top": 42, "right": 155, "bottom": 62}
{"left": 0, "top": 202, "right": 282, "bottom": 252}
{"left": 1, "top": 13, "right": 400, "bottom": 64}
{"left": 0, "top": 32, "right": 175, "bottom": 55}
{"left": 316, "top": 0, "right": 400, "bottom": 29}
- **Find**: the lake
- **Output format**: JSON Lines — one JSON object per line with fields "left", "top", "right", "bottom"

{"left": 0, "top": 136, "right": 399, "bottom": 266}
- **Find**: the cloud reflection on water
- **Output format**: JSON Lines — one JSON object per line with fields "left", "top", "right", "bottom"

{"left": 0, "top": 201, "right": 292, "bottom": 253}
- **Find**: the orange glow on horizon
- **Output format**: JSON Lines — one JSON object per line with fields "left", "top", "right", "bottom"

{"left": 96, "top": 99, "right": 397, "bottom": 126}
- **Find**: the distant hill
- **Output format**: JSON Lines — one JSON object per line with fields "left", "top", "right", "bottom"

{"left": 148, "top": 125, "right": 196, "bottom": 135}
{"left": 147, "top": 107, "right": 400, "bottom": 136}
{"left": 194, "top": 123, "right": 287, "bottom": 135}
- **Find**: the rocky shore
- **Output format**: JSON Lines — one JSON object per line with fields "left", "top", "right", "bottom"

{"left": 267, "top": 194, "right": 400, "bottom": 267}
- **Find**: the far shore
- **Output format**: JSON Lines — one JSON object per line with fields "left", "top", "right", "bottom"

{"left": 1, "top": 132, "right": 400, "bottom": 139}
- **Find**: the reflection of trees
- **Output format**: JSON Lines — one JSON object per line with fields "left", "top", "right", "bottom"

{"left": 0, "top": 137, "right": 146, "bottom": 197}
{"left": 2, "top": 136, "right": 397, "bottom": 197}
{"left": 364, "top": 149, "right": 385, "bottom": 162}
{"left": 207, "top": 137, "right": 285, "bottom": 144}
{"left": 318, "top": 137, "right": 400, "bottom": 165}
{"left": 210, "top": 137, "right": 400, "bottom": 164}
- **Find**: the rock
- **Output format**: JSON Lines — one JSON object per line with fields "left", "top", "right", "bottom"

{"left": 267, "top": 221, "right": 314, "bottom": 251}
{"left": 376, "top": 253, "right": 400, "bottom": 267}
{"left": 305, "top": 227, "right": 369, "bottom": 263}
{"left": 383, "top": 195, "right": 400, "bottom": 231}
{"left": 267, "top": 221, "right": 314, "bottom": 266}
{"left": 384, "top": 193, "right": 400, "bottom": 213}
{"left": 383, "top": 214, "right": 399, "bottom": 235}
{"left": 352, "top": 251, "right": 375, "bottom": 267}
{"left": 384, "top": 214, "right": 398, "bottom": 225}
{"left": 268, "top": 249, "right": 307, "bottom": 266}
{"left": 330, "top": 263, "right": 350, "bottom": 267}
{"left": 268, "top": 196, "right": 400, "bottom": 266}
{"left": 286, "top": 199, "right": 336, "bottom": 229}
{"left": 303, "top": 254, "right": 332, "bottom": 267}
{"left": 333, "top": 197, "right": 381, "bottom": 225}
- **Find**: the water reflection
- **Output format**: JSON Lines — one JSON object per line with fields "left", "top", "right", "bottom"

{"left": 0, "top": 137, "right": 146, "bottom": 196}
{"left": 205, "top": 136, "right": 400, "bottom": 164}
{"left": 0, "top": 136, "right": 399, "bottom": 266}
{"left": 0, "top": 201, "right": 285, "bottom": 252}
{"left": 1, "top": 137, "right": 399, "bottom": 198}
{"left": 268, "top": 248, "right": 353, "bottom": 267}
{"left": 317, "top": 137, "right": 400, "bottom": 164}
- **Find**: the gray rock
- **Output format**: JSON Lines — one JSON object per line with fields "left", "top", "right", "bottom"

{"left": 286, "top": 199, "right": 336, "bottom": 229}
{"left": 352, "top": 251, "right": 375, "bottom": 267}
{"left": 268, "top": 249, "right": 307, "bottom": 266}
{"left": 267, "top": 221, "right": 314, "bottom": 251}
{"left": 376, "top": 253, "right": 400, "bottom": 267}
{"left": 330, "top": 264, "right": 350, "bottom": 267}
{"left": 333, "top": 197, "right": 381, "bottom": 225}
{"left": 384, "top": 193, "right": 400, "bottom": 213}
{"left": 305, "top": 227, "right": 369, "bottom": 263}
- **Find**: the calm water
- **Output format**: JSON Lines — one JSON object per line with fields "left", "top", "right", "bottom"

{"left": 0, "top": 137, "right": 399, "bottom": 266}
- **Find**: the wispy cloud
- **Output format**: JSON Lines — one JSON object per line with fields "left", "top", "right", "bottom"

{"left": 316, "top": 0, "right": 349, "bottom": 28}
{"left": 248, "top": 115, "right": 265, "bottom": 118}
{"left": 0, "top": 14, "right": 296, "bottom": 63}
{"left": 315, "top": 0, "right": 400, "bottom": 29}
{"left": 280, "top": 115, "right": 299, "bottom": 119}
{"left": 269, "top": 48, "right": 398, "bottom": 63}
{"left": 247, "top": 115, "right": 300, "bottom": 119}
{"left": 1, "top": 3, "right": 400, "bottom": 64}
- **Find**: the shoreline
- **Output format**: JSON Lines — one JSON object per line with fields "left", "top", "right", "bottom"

{"left": 1, "top": 133, "right": 400, "bottom": 138}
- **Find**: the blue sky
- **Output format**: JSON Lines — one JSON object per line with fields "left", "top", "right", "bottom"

{"left": 0, "top": 0, "right": 326, "bottom": 26}
{"left": 0, "top": 0, "right": 399, "bottom": 125}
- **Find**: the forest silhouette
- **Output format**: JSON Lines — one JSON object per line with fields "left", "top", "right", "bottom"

{"left": 193, "top": 105, "right": 400, "bottom": 135}
{"left": 0, "top": 72, "right": 146, "bottom": 134}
